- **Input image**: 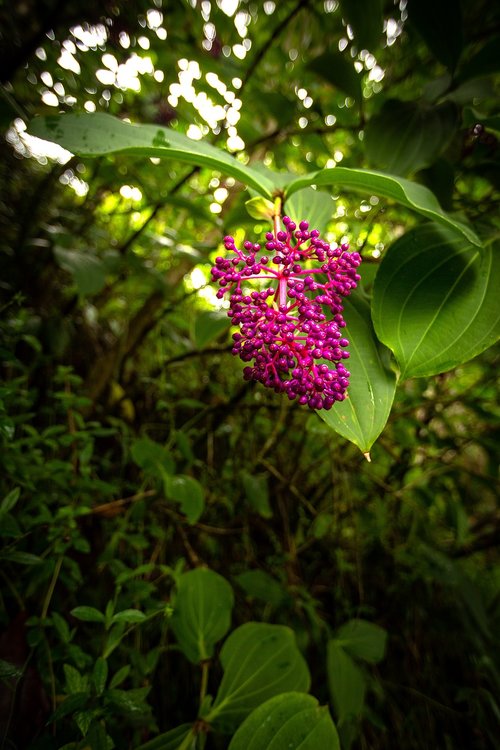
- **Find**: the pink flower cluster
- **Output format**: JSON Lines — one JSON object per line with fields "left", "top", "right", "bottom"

{"left": 211, "top": 216, "right": 361, "bottom": 410}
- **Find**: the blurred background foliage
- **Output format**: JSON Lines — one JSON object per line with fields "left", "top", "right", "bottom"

{"left": 0, "top": 0, "right": 499, "bottom": 748}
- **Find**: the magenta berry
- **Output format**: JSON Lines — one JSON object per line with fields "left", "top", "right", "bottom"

{"left": 211, "top": 216, "right": 361, "bottom": 410}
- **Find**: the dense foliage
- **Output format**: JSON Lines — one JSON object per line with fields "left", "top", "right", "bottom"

{"left": 1, "top": 1, "right": 499, "bottom": 749}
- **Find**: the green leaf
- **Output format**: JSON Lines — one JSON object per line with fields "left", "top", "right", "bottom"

{"left": 64, "top": 664, "right": 87, "bottom": 694}
{"left": 164, "top": 474, "right": 204, "bottom": 524}
{"left": 92, "top": 658, "right": 108, "bottom": 695}
{"left": 86, "top": 720, "right": 109, "bottom": 750}
{"left": 111, "top": 609, "right": 147, "bottom": 624}
{"left": 241, "top": 471, "right": 272, "bottom": 519}
{"left": 108, "top": 665, "right": 131, "bottom": 690}
{"left": 458, "top": 36, "right": 500, "bottom": 83}
{"left": 0, "top": 658, "right": 23, "bottom": 681}
{"left": 105, "top": 687, "right": 151, "bottom": 715}
{"left": 71, "top": 606, "right": 105, "bottom": 623}
{"left": 170, "top": 568, "right": 234, "bottom": 664}
{"left": 318, "top": 292, "right": 396, "bottom": 455}
{"left": 0, "top": 550, "right": 42, "bottom": 565}
{"left": 245, "top": 196, "right": 275, "bottom": 221}
{"left": 327, "top": 642, "right": 366, "bottom": 725}
{"left": 371, "top": 226, "right": 500, "bottom": 378}
{"left": 284, "top": 187, "right": 334, "bottom": 235}
{"left": 229, "top": 692, "right": 340, "bottom": 750}
{"left": 339, "top": 0, "right": 383, "bottom": 51}
{"left": 308, "top": 51, "right": 362, "bottom": 104}
{"left": 364, "top": 100, "right": 458, "bottom": 176}
{"left": 192, "top": 310, "right": 230, "bottom": 349}
{"left": 334, "top": 619, "right": 387, "bottom": 664}
{"left": 53, "top": 247, "right": 107, "bottom": 296}
{"left": 131, "top": 437, "right": 174, "bottom": 478}
{"left": 0, "top": 487, "right": 20, "bottom": 514}
{"left": 51, "top": 692, "right": 89, "bottom": 721}
{"left": 407, "top": 0, "right": 463, "bottom": 73}
{"left": 135, "top": 724, "right": 195, "bottom": 750}
{"left": 28, "top": 113, "right": 275, "bottom": 198}
{"left": 284, "top": 167, "right": 480, "bottom": 246}
{"left": 234, "top": 570, "right": 287, "bottom": 607}
{"left": 207, "top": 622, "right": 310, "bottom": 732}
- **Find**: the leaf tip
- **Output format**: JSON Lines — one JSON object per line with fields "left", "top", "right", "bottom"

{"left": 363, "top": 451, "right": 371, "bottom": 462}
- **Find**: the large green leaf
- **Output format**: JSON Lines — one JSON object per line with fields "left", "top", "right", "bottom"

{"left": 284, "top": 168, "right": 480, "bottom": 246}
{"left": 170, "top": 568, "right": 234, "bottom": 664}
{"left": 318, "top": 292, "right": 396, "bottom": 456}
{"left": 334, "top": 619, "right": 387, "bottom": 664}
{"left": 228, "top": 693, "right": 340, "bottom": 750}
{"left": 308, "top": 51, "right": 362, "bottom": 104}
{"left": 364, "top": 99, "right": 458, "bottom": 176}
{"left": 284, "top": 187, "right": 334, "bottom": 235}
{"left": 327, "top": 642, "right": 366, "bottom": 725}
{"left": 339, "top": 0, "right": 383, "bottom": 51}
{"left": 28, "top": 113, "right": 275, "bottom": 198}
{"left": 371, "top": 226, "right": 500, "bottom": 379}
{"left": 206, "top": 622, "right": 310, "bottom": 732}
{"left": 407, "top": 0, "right": 463, "bottom": 73}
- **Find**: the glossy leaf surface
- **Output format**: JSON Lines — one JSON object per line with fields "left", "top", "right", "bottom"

{"left": 372, "top": 226, "right": 500, "bottom": 378}
{"left": 318, "top": 292, "right": 396, "bottom": 455}
{"left": 284, "top": 168, "right": 480, "bottom": 246}
{"left": 228, "top": 692, "right": 340, "bottom": 750}
{"left": 28, "top": 113, "right": 275, "bottom": 198}
{"left": 170, "top": 568, "right": 234, "bottom": 664}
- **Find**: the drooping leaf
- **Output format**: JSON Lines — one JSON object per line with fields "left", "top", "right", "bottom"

{"left": 28, "top": 113, "right": 275, "bottom": 198}
{"left": 308, "top": 51, "right": 362, "bottom": 104}
{"left": 407, "top": 0, "right": 463, "bottom": 73}
{"left": 339, "top": 0, "right": 383, "bottom": 51}
{"left": 206, "top": 622, "right": 310, "bottom": 732}
{"left": 318, "top": 292, "right": 397, "bottom": 455}
{"left": 170, "top": 568, "right": 234, "bottom": 664}
{"left": 284, "top": 167, "right": 480, "bottom": 246}
{"left": 284, "top": 187, "right": 334, "bottom": 235}
{"left": 371, "top": 226, "right": 500, "bottom": 378}
{"left": 164, "top": 474, "right": 205, "bottom": 524}
{"left": 364, "top": 100, "right": 458, "bottom": 176}
{"left": 53, "top": 247, "right": 107, "bottom": 296}
{"left": 327, "top": 642, "right": 366, "bottom": 725}
{"left": 334, "top": 619, "right": 387, "bottom": 664}
{"left": 229, "top": 692, "right": 340, "bottom": 750}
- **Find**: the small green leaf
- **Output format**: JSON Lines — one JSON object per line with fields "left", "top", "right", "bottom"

{"left": 245, "top": 196, "right": 275, "bottom": 221}
{"left": 28, "top": 113, "right": 275, "bottom": 198}
{"left": 284, "top": 167, "right": 480, "bottom": 246}
{"left": 92, "top": 658, "right": 108, "bottom": 695}
{"left": 111, "top": 609, "right": 147, "bottom": 624}
{"left": 229, "top": 693, "right": 340, "bottom": 750}
{"left": 234, "top": 570, "right": 287, "bottom": 607}
{"left": 327, "top": 642, "right": 366, "bottom": 725}
{"left": 371, "top": 226, "right": 500, "bottom": 378}
{"left": 131, "top": 437, "right": 174, "bottom": 477}
{"left": 164, "top": 474, "right": 204, "bottom": 524}
{"left": 51, "top": 692, "right": 89, "bottom": 721}
{"left": 339, "top": 0, "right": 383, "bottom": 51}
{"left": 64, "top": 664, "right": 87, "bottom": 694}
{"left": 71, "top": 606, "right": 105, "bottom": 623}
{"left": 85, "top": 720, "right": 109, "bottom": 750}
{"left": 108, "top": 665, "right": 131, "bottom": 690}
{"left": 334, "top": 619, "right": 387, "bottom": 664}
{"left": 308, "top": 51, "right": 362, "bottom": 104}
{"left": 318, "top": 292, "right": 396, "bottom": 455}
{"left": 0, "top": 487, "right": 20, "bottom": 514}
{"left": 0, "top": 658, "right": 22, "bottom": 681}
{"left": 170, "top": 568, "right": 234, "bottom": 664}
{"left": 53, "top": 247, "right": 107, "bottom": 296}
{"left": 241, "top": 471, "right": 272, "bottom": 519}
{"left": 207, "top": 622, "right": 310, "bottom": 732}
{"left": 0, "top": 550, "right": 42, "bottom": 565}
